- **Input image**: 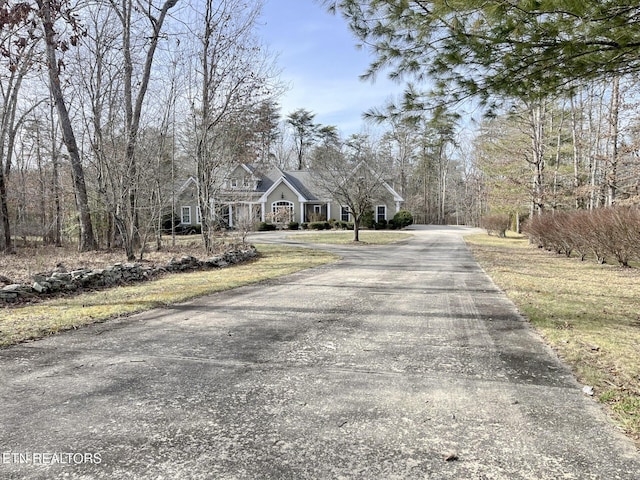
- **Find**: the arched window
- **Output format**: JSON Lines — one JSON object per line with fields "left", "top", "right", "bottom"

{"left": 271, "top": 201, "right": 294, "bottom": 223}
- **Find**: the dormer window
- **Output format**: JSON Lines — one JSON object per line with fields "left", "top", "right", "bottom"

{"left": 230, "top": 178, "right": 238, "bottom": 188}
{"left": 243, "top": 177, "right": 251, "bottom": 188}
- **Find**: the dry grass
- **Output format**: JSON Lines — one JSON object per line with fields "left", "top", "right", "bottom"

{"left": 286, "top": 230, "right": 413, "bottom": 245}
{"left": 466, "top": 233, "right": 640, "bottom": 443}
{"left": 0, "top": 244, "right": 338, "bottom": 347}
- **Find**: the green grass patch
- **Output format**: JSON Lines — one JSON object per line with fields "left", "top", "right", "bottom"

{"left": 287, "top": 230, "right": 413, "bottom": 245}
{"left": 0, "top": 244, "right": 337, "bottom": 347}
{"left": 466, "top": 233, "right": 640, "bottom": 444}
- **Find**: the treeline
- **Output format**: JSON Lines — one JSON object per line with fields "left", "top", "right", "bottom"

{"left": 473, "top": 79, "right": 640, "bottom": 221}
{"left": 1, "top": 1, "right": 484, "bottom": 259}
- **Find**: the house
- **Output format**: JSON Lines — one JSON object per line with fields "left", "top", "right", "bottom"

{"left": 173, "top": 177, "right": 201, "bottom": 228}
{"left": 174, "top": 163, "right": 404, "bottom": 228}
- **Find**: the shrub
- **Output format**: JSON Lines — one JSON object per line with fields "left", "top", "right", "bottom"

{"left": 288, "top": 222, "right": 299, "bottom": 230}
{"left": 257, "top": 222, "right": 276, "bottom": 231}
{"left": 393, "top": 210, "right": 414, "bottom": 229}
{"left": 523, "top": 207, "right": 640, "bottom": 267}
{"left": 374, "top": 219, "right": 388, "bottom": 230}
{"left": 309, "top": 222, "right": 330, "bottom": 230}
{"left": 300, "top": 222, "right": 309, "bottom": 230}
{"left": 481, "top": 214, "right": 510, "bottom": 237}
{"left": 361, "top": 210, "right": 375, "bottom": 229}
{"left": 334, "top": 221, "right": 348, "bottom": 230}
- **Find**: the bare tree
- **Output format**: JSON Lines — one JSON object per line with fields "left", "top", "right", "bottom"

{"left": 314, "top": 133, "right": 389, "bottom": 242}
{"left": 187, "top": 0, "right": 275, "bottom": 253}
{"left": 0, "top": 2, "right": 42, "bottom": 252}
{"left": 32, "top": 0, "right": 100, "bottom": 251}
{"left": 104, "top": 0, "right": 178, "bottom": 260}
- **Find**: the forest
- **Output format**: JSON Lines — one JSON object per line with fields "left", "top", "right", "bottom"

{"left": 1, "top": 0, "right": 640, "bottom": 260}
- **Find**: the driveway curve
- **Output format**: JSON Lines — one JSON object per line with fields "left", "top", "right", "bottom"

{"left": 0, "top": 225, "right": 638, "bottom": 479}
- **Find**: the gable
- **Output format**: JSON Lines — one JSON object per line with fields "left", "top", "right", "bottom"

{"left": 258, "top": 175, "right": 308, "bottom": 203}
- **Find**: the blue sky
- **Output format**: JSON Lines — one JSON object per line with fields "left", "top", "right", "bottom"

{"left": 258, "top": 0, "right": 405, "bottom": 135}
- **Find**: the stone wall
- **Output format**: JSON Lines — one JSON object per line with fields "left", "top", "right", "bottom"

{"left": 0, "top": 246, "right": 258, "bottom": 304}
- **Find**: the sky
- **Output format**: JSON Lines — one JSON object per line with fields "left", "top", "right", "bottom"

{"left": 258, "top": 0, "right": 406, "bottom": 136}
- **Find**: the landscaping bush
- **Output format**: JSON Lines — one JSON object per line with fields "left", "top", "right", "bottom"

{"left": 257, "top": 222, "right": 276, "bottom": 231}
{"left": 481, "top": 214, "right": 510, "bottom": 237}
{"left": 334, "top": 221, "right": 349, "bottom": 230}
{"left": 309, "top": 221, "right": 330, "bottom": 230}
{"left": 522, "top": 207, "right": 640, "bottom": 267}
{"left": 361, "top": 210, "right": 375, "bottom": 229}
{"left": 288, "top": 222, "right": 299, "bottom": 230}
{"left": 393, "top": 210, "right": 414, "bottom": 229}
{"left": 300, "top": 222, "right": 309, "bottom": 230}
{"left": 374, "top": 219, "right": 388, "bottom": 230}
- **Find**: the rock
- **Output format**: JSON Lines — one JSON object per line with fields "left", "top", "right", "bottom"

{"left": 51, "top": 271, "right": 72, "bottom": 281}
{"left": 582, "top": 385, "right": 594, "bottom": 396}
{"left": 444, "top": 452, "right": 459, "bottom": 462}
{"left": 32, "top": 282, "right": 48, "bottom": 293}
{"left": 70, "top": 269, "right": 92, "bottom": 278}
{"left": 2, "top": 284, "right": 24, "bottom": 292}
{"left": 1, "top": 247, "right": 256, "bottom": 304}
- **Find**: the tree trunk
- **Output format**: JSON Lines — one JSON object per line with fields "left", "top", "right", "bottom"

{"left": 529, "top": 102, "right": 546, "bottom": 215}
{"left": 0, "top": 169, "right": 11, "bottom": 252}
{"left": 570, "top": 94, "right": 582, "bottom": 209}
{"left": 38, "top": 0, "right": 96, "bottom": 251}
{"left": 607, "top": 76, "right": 620, "bottom": 206}
{"left": 353, "top": 217, "right": 360, "bottom": 242}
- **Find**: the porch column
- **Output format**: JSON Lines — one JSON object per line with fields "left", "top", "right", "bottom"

{"left": 300, "top": 202, "right": 305, "bottom": 223}
{"left": 327, "top": 202, "right": 331, "bottom": 220}
{"left": 229, "top": 204, "right": 234, "bottom": 228}
{"left": 396, "top": 201, "right": 401, "bottom": 213}
{"left": 261, "top": 202, "right": 266, "bottom": 222}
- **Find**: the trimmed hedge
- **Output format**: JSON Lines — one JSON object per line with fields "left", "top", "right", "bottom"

{"left": 309, "top": 221, "right": 331, "bottom": 230}
{"left": 257, "top": 222, "right": 277, "bottom": 231}
{"left": 523, "top": 207, "right": 640, "bottom": 267}
{"left": 393, "top": 210, "right": 414, "bottom": 229}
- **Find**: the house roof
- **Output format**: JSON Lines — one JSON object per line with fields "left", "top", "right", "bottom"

{"left": 177, "top": 163, "right": 404, "bottom": 204}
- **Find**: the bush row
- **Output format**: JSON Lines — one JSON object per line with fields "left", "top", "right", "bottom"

{"left": 257, "top": 210, "right": 414, "bottom": 232}
{"left": 523, "top": 207, "right": 640, "bottom": 266}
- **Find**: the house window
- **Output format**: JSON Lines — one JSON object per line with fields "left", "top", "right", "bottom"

{"left": 271, "top": 201, "right": 294, "bottom": 223}
{"left": 313, "top": 205, "right": 322, "bottom": 214}
{"left": 341, "top": 206, "right": 350, "bottom": 222}
{"left": 181, "top": 206, "right": 191, "bottom": 224}
{"left": 376, "top": 205, "right": 387, "bottom": 222}
{"left": 243, "top": 177, "right": 251, "bottom": 188}
{"left": 195, "top": 206, "right": 202, "bottom": 225}
{"left": 230, "top": 178, "right": 238, "bottom": 188}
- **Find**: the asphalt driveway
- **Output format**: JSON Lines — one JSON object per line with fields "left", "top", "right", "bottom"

{"left": 1, "top": 225, "right": 638, "bottom": 479}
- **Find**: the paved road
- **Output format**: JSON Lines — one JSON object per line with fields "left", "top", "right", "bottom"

{"left": 1, "top": 226, "right": 638, "bottom": 479}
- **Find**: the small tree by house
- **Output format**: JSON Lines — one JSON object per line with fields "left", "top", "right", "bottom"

{"left": 313, "top": 133, "right": 389, "bottom": 242}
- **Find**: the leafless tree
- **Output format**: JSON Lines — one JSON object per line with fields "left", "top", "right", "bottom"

{"left": 314, "top": 133, "right": 389, "bottom": 242}
{"left": 185, "top": 0, "right": 276, "bottom": 253}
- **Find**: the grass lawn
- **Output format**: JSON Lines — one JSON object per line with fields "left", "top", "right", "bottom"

{"left": 287, "top": 230, "right": 413, "bottom": 245}
{"left": 0, "top": 244, "right": 338, "bottom": 347}
{"left": 466, "top": 232, "right": 640, "bottom": 444}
